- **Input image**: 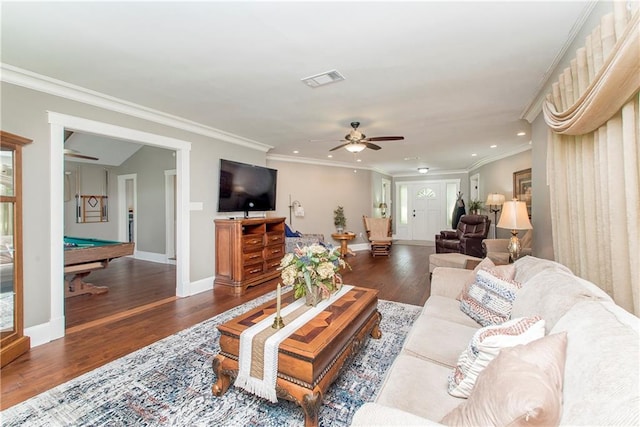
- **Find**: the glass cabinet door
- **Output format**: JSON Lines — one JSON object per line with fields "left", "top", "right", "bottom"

{"left": 0, "top": 131, "right": 31, "bottom": 367}
{"left": 0, "top": 148, "right": 16, "bottom": 338}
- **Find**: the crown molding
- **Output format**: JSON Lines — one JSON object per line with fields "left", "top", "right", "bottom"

{"left": 267, "top": 153, "right": 372, "bottom": 172}
{"left": 467, "top": 144, "right": 532, "bottom": 171}
{"left": 520, "top": 1, "right": 599, "bottom": 122}
{"left": 1, "top": 63, "right": 272, "bottom": 152}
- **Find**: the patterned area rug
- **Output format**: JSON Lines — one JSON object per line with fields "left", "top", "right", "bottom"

{"left": 1, "top": 290, "right": 421, "bottom": 426}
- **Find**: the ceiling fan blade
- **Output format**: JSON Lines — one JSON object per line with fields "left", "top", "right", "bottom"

{"left": 365, "top": 136, "right": 405, "bottom": 142}
{"left": 329, "top": 142, "right": 351, "bottom": 152}
{"left": 64, "top": 148, "right": 99, "bottom": 161}
{"left": 365, "top": 142, "right": 382, "bottom": 150}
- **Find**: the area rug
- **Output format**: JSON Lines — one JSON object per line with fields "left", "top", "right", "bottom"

{"left": 1, "top": 290, "right": 421, "bottom": 426}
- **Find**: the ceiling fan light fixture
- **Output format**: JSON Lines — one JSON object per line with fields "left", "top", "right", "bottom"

{"left": 418, "top": 167, "right": 429, "bottom": 174}
{"left": 345, "top": 143, "right": 366, "bottom": 153}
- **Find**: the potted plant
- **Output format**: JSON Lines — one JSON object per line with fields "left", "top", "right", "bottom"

{"left": 333, "top": 206, "right": 346, "bottom": 233}
{"left": 468, "top": 199, "right": 484, "bottom": 215}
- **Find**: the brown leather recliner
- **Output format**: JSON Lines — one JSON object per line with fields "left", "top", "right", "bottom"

{"left": 435, "top": 214, "right": 491, "bottom": 258}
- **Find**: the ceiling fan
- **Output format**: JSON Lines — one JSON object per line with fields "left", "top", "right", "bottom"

{"left": 329, "top": 122, "right": 404, "bottom": 153}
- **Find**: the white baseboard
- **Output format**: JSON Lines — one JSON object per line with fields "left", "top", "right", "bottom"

{"left": 350, "top": 243, "right": 369, "bottom": 252}
{"left": 134, "top": 250, "right": 168, "bottom": 264}
{"left": 25, "top": 322, "right": 54, "bottom": 348}
{"left": 188, "top": 276, "right": 214, "bottom": 296}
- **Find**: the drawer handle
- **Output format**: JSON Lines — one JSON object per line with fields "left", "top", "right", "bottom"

{"left": 248, "top": 268, "right": 261, "bottom": 274}
{"left": 248, "top": 254, "right": 260, "bottom": 259}
{"left": 271, "top": 249, "right": 281, "bottom": 254}
{"left": 248, "top": 239, "right": 261, "bottom": 245}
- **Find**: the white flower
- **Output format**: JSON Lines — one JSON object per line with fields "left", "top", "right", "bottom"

{"left": 280, "top": 253, "right": 294, "bottom": 268}
{"left": 281, "top": 265, "right": 297, "bottom": 286}
{"left": 316, "top": 262, "right": 335, "bottom": 279}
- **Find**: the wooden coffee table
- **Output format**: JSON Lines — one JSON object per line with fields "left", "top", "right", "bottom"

{"left": 212, "top": 286, "right": 381, "bottom": 426}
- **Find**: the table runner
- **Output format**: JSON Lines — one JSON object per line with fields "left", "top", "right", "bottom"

{"left": 235, "top": 285, "right": 354, "bottom": 402}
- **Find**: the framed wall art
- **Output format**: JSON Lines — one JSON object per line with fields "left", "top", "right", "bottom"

{"left": 513, "top": 168, "right": 532, "bottom": 218}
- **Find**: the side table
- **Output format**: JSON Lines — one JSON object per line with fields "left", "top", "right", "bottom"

{"left": 331, "top": 233, "right": 356, "bottom": 257}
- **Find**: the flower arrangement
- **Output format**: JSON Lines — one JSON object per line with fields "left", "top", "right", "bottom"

{"left": 279, "top": 243, "right": 349, "bottom": 301}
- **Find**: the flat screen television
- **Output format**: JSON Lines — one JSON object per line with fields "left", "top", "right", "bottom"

{"left": 217, "top": 159, "right": 278, "bottom": 217}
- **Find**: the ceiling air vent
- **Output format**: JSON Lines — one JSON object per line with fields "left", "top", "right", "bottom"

{"left": 301, "top": 69, "right": 345, "bottom": 88}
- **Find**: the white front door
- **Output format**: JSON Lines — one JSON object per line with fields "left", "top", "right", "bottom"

{"left": 395, "top": 179, "right": 460, "bottom": 242}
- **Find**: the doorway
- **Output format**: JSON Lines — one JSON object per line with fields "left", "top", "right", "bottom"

{"left": 48, "top": 112, "right": 191, "bottom": 341}
{"left": 394, "top": 179, "right": 460, "bottom": 242}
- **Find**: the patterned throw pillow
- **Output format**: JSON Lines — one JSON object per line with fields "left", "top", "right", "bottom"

{"left": 460, "top": 268, "right": 522, "bottom": 326}
{"left": 442, "top": 333, "right": 567, "bottom": 426}
{"left": 448, "top": 316, "right": 545, "bottom": 398}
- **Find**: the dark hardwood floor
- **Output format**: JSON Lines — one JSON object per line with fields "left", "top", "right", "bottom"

{"left": 1, "top": 244, "right": 433, "bottom": 410}
{"left": 65, "top": 257, "right": 177, "bottom": 329}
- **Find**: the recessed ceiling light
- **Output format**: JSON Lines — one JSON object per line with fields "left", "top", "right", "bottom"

{"left": 293, "top": 150, "right": 299, "bottom": 154}
{"left": 472, "top": 153, "right": 477, "bottom": 157}
{"left": 356, "top": 159, "right": 362, "bottom": 162}
{"left": 490, "top": 144, "right": 497, "bottom": 148}
{"left": 417, "top": 167, "right": 429, "bottom": 174}
{"left": 404, "top": 156, "right": 420, "bottom": 161}
{"left": 327, "top": 154, "right": 333, "bottom": 158}
{"left": 517, "top": 131, "right": 526, "bottom": 136}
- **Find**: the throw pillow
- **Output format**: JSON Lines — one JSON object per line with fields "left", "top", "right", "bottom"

{"left": 457, "top": 257, "right": 495, "bottom": 301}
{"left": 448, "top": 316, "right": 545, "bottom": 398}
{"left": 441, "top": 332, "right": 568, "bottom": 427}
{"left": 460, "top": 268, "right": 522, "bottom": 326}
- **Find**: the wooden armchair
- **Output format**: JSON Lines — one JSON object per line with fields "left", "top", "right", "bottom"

{"left": 363, "top": 216, "right": 392, "bottom": 256}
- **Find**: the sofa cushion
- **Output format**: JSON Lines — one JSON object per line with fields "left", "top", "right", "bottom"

{"left": 421, "top": 295, "right": 481, "bottom": 328}
{"left": 550, "top": 301, "right": 640, "bottom": 426}
{"left": 403, "top": 316, "right": 478, "bottom": 367}
{"left": 512, "top": 255, "right": 572, "bottom": 284}
{"left": 460, "top": 269, "right": 522, "bottom": 326}
{"left": 511, "top": 269, "right": 613, "bottom": 332}
{"left": 448, "top": 316, "right": 545, "bottom": 398}
{"left": 441, "top": 332, "right": 567, "bottom": 427}
{"left": 376, "top": 354, "right": 465, "bottom": 422}
{"left": 351, "top": 403, "right": 446, "bottom": 426}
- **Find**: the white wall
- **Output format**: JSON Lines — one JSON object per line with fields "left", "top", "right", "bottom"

{"left": 469, "top": 149, "right": 532, "bottom": 239}
{"left": 267, "top": 159, "right": 374, "bottom": 245}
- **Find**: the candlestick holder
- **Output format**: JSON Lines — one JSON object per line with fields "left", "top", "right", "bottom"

{"left": 272, "top": 315, "right": 285, "bottom": 329}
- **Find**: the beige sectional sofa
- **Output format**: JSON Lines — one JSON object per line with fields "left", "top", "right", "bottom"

{"left": 351, "top": 256, "right": 639, "bottom": 426}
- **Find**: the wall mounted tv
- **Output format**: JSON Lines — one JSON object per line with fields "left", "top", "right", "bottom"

{"left": 217, "top": 159, "right": 278, "bottom": 217}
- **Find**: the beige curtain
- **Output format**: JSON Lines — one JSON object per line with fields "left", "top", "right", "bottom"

{"left": 544, "top": 3, "right": 640, "bottom": 315}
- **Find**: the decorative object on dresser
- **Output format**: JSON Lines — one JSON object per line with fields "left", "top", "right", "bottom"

{"left": 496, "top": 200, "right": 532, "bottom": 261}
{"left": 214, "top": 217, "right": 285, "bottom": 295}
{"left": 0, "top": 131, "right": 32, "bottom": 367}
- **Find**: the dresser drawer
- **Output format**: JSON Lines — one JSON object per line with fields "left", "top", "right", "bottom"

{"left": 264, "top": 244, "right": 284, "bottom": 260}
{"left": 242, "top": 234, "right": 264, "bottom": 252}
{"left": 266, "top": 232, "right": 284, "bottom": 245}
{"left": 265, "top": 258, "right": 282, "bottom": 272}
{"left": 243, "top": 250, "right": 264, "bottom": 264}
{"left": 242, "top": 263, "right": 264, "bottom": 279}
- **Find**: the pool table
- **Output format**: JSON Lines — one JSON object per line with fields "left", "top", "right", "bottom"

{"left": 64, "top": 237, "right": 135, "bottom": 298}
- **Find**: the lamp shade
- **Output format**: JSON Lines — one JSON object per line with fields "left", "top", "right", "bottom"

{"left": 485, "top": 193, "right": 505, "bottom": 206}
{"left": 497, "top": 200, "right": 532, "bottom": 230}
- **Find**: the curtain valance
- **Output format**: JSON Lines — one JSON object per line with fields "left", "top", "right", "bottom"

{"left": 542, "top": 9, "right": 639, "bottom": 135}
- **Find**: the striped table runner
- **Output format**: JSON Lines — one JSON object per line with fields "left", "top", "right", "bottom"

{"left": 234, "top": 285, "right": 353, "bottom": 402}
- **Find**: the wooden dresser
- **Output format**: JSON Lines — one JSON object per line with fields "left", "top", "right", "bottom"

{"left": 214, "top": 217, "right": 285, "bottom": 295}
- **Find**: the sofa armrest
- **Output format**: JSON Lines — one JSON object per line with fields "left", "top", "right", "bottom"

{"left": 482, "top": 239, "right": 510, "bottom": 253}
{"left": 430, "top": 267, "right": 471, "bottom": 299}
{"left": 351, "top": 403, "right": 444, "bottom": 426}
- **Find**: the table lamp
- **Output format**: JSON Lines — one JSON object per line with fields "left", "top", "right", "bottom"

{"left": 379, "top": 202, "right": 388, "bottom": 218}
{"left": 496, "top": 200, "right": 532, "bottom": 261}
{"left": 485, "top": 193, "right": 505, "bottom": 238}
